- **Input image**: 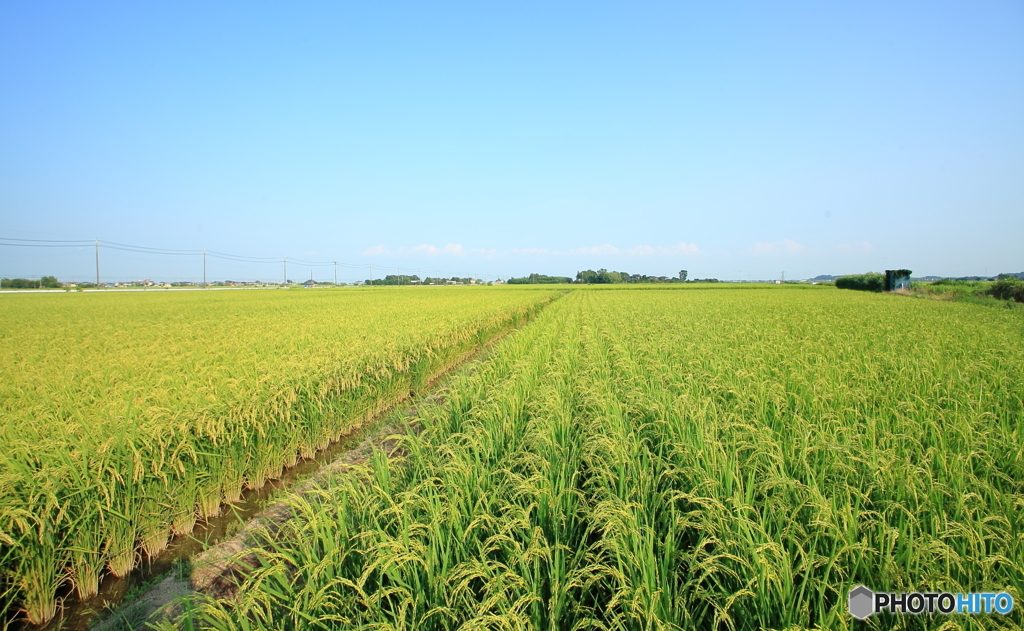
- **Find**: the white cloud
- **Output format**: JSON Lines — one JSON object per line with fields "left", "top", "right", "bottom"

{"left": 783, "top": 239, "right": 806, "bottom": 254}
{"left": 626, "top": 242, "right": 702, "bottom": 256}
{"left": 409, "top": 243, "right": 465, "bottom": 256}
{"left": 837, "top": 241, "right": 873, "bottom": 254}
{"left": 750, "top": 239, "right": 807, "bottom": 256}
{"left": 567, "top": 244, "right": 620, "bottom": 255}
{"left": 510, "top": 247, "right": 555, "bottom": 255}
{"left": 508, "top": 242, "right": 704, "bottom": 257}
{"left": 368, "top": 242, "right": 705, "bottom": 259}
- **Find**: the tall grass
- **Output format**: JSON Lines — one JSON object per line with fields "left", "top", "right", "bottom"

{"left": 173, "top": 287, "right": 1022, "bottom": 630}
{"left": 0, "top": 287, "right": 557, "bottom": 625}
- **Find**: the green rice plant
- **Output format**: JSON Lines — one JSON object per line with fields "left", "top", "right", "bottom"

{"left": 172, "top": 287, "right": 1022, "bottom": 631}
{"left": 103, "top": 506, "right": 140, "bottom": 578}
{"left": 197, "top": 480, "right": 225, "bottom": 523}
{"left": 170, "top": 475, "right": 201, "bottom": 537}
{"left": 15, "top": 534, "right": 61, "bottom": 626}
{"left": 139, "top": 496, "right": 170, "bottom": 560}
{"left": 66, "top": 528, "right": 104, "bottom": 600}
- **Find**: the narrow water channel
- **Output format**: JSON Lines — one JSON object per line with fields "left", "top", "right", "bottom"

{"left": 22, "top": 420, "right": 382, "bottom": 631}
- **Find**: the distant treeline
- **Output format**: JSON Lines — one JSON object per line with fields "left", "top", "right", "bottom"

{"left": 927, "top": 273, "right": 1024, "bottom": 281}
{"left": 1, "top": 276, "right": 60, "bottom": 289}
{"left": 364, "top": 275, "right": 478, "bottom": 286}
{"left": 507, "top": 274, "right": 573, "bottom": 284}
{"left": 574, "top": 269, "right": 719, "bottom": 284}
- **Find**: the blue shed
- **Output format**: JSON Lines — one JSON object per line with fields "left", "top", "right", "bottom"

{"left": 885, "top": 269, "right": 912, "bottom": 291}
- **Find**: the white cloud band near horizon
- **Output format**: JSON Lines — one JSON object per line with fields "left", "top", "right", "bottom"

{"left": 749, "top": 239, "right": 808, "bottom": 256}
{"left": 364, "top": 242, "right": 706, "bottom": 258}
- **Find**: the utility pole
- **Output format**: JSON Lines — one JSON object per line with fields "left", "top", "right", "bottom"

{"left": 369, "top": 263, "right": 373, "bottom": 286}
{"left": 95, "top": 240, "right": 100, "bottom": 287}
{"left": 334, "top": 261, "right": 337, "bottom": 285}
{"left": 398, "top": 266, "right": 401, "bottom": 286}
{"left": 203, "top": 249, "right": 207, "bottom": 287}
{"left": 283, "top": 257, "right": 288, "bottom": 286}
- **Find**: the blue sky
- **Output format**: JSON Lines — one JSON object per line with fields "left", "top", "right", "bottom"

{"left": 1, "top": 1, "right": 1021, "bottom": 283}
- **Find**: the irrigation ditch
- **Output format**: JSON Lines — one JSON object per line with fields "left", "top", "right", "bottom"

{"left": 16, "top": 292, "right": 563, "bottom": 631}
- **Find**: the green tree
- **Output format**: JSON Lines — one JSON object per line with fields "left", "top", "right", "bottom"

{"left": 576, "top": 269, "right": 631, "bottom": 284}
{"left": 508, "top": 273, "right": 572, "bottom": 284}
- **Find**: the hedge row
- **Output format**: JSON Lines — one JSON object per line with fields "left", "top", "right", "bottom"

{"left": 835, "top": 272, "right": 885, "bottom": 292}
{"left": 988, "top": 277, "right": 1024, "bottom": 303}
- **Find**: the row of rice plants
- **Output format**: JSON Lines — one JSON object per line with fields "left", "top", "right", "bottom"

{"left": 171, "top": 286, "right": 1022, "bottom": 630}
{"left": 0, "top": 287, "right": 558, "bottom": 625}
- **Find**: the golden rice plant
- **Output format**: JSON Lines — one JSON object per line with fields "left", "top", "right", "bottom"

{"left": 0, "top": 286, "right": 558, "bottom": 624}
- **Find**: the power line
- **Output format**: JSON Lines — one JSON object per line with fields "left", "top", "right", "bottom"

{"left": 0, "top": 238, "right": 91, "bottom": 248}
{"left": 0, "top": 237, "right": 92, "bottom": 244}
{"left": 103, "top": 244, "right": 200, "bottom": 256}
{"left": 2, "top": 237, "right": 489, "bottom": 284}
{"left": 206, "top": 250, "right": 281, "bottom": 262}
{"left": 1, "top": 238, "right": 378, "bottom": 269}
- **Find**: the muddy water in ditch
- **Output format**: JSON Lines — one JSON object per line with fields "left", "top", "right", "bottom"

{"left": 21, "top": 422, "right": 379, "bottom": 631}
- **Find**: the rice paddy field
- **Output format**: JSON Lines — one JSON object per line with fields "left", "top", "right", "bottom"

{"left": 0, "top": 287, "right": 557, "bottom": 626}
{"left": 2, "top": 285, "right": 1022, "bottom": 630}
